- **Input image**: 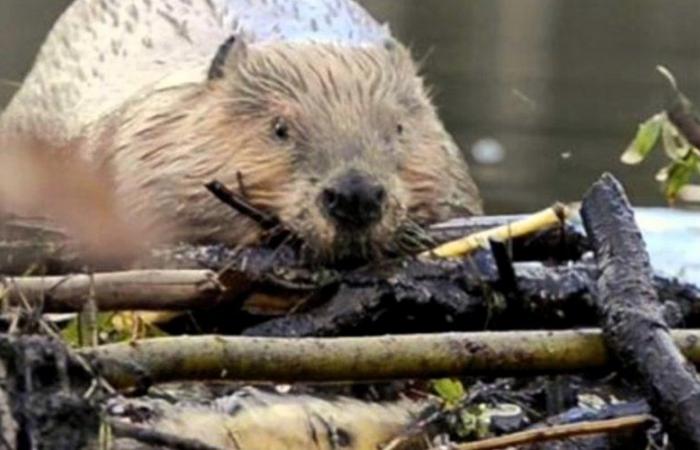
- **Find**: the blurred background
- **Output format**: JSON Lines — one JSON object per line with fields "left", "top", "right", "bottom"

{"left": 2, "top": 0, "right": 700, "bottom": 213}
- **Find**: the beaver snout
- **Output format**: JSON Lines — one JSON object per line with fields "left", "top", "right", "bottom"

{"left": 320, "top": 171, "right": 386, "bottom": 229}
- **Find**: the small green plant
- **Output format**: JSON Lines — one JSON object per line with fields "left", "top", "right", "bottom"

{"left": 432, "top": 378, "right": 466, "bottom": 407}
{"left": 61, "top": 312, "right": 167, "bottom": 347}
{"left": 431, "top": 379, "right": 492, "bottom": 439}
{"left": 621, "top": 66, "right": 700, "bottom": 202}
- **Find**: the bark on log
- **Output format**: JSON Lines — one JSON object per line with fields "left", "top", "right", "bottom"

{"left": 82, "top": 329, "right": 700, "bottom": 390}
{"left": 1, "top": 255, "right": 697, "bottom": 337}
{"left": 243, "top": 256, "right": 700, "bottom": 337}
{"left": 1, "top": 270, "right": 230, "bottom": 312}
{"left": 581, "top": 173, "right": 700, "bottom": 449}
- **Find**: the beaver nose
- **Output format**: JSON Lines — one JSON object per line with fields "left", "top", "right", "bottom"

{"left": 321, "top": 173, "right": 386, "bottom": 229}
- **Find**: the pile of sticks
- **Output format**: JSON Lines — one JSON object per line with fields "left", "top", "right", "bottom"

{"left": 1, "top": 174, "right": 699, "bottom": 449}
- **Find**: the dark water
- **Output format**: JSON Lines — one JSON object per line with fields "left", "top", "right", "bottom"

{"left": 2, "top": 0, "right": 700, "bottom": 213}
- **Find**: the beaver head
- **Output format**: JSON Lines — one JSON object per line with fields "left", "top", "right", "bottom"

{"left": 99, "top": 37, "right": 482, "bottom": 263}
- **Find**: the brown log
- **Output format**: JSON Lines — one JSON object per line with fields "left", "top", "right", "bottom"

{"left": 581, "top": 173, "right": 700, "bottom": 449}
{"left": 1, "top": 270, "right": 229, "bottom": 312}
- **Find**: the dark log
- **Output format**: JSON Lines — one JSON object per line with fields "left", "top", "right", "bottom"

{"left": 243, "top": 253, "right": 700, "bottom": 337}
{"left": 1, "top": 241, "right": 698, "bottom": 338}
{"left": 1, "top": 211, "right": 698, "bottom": 338}
{"left": 581, "top": 173, "right": 700, "bottom": 449}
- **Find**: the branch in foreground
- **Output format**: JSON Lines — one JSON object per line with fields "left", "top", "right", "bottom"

{"left": 457, "top": 414, "right": 653, "bottom": 450}
{"left": 81, "top": 329, "right": 700, "bottom": 390}
{"left": 0, "top": 270, "right": 229, "bottom": 312}
{"left": 581, "top": 173, "right": 700, "bottom": 449}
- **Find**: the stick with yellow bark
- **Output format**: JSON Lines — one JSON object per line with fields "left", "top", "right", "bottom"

{"left": 422, "top": 203, "right": 575, "bottom": 258}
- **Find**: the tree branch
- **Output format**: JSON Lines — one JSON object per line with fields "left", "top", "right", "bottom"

{"left": 581, "top": 173, "right": 700, "bottom": 448}
{"left": 81, "top": 330, "right": 700, "bottom": 390}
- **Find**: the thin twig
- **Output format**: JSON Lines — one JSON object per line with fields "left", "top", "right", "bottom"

{"left": 457, "top": 414, "right": 653, "bottom": 450}
{"left": 205, "top": 180, "right": 279, "bottom": 230}
{"left": 659, "top": 66, "right": 700, "bottom": 150}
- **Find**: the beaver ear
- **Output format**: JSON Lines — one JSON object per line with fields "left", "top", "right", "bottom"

{"left": 383, "top": 38, "right": 415, "bottom": 69}
{"left": 383, "top": 37, "right": 400, "bottom": 52}
{"left": 208, "top": 34, "right": 249, "bottom": 80}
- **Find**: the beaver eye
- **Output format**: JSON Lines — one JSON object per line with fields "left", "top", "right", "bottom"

{"left": 273, "top": 117, "right": 290, "bottom": 141}
{"left": 396, "top": 123, "right": 404, "bottom": 135}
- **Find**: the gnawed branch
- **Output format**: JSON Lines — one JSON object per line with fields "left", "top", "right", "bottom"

{"left": 82, "top": 329, "right": 700, "bottom": 389}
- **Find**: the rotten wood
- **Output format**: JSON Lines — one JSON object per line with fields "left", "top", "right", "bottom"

{"left": 242, "top": 256, "right": 700, "bottom": 337}
{"left": 82, "top": 329, "right": 700, "bottom": 390}
{"left": 581, "top": 173, "right": 700, "bottom": 449}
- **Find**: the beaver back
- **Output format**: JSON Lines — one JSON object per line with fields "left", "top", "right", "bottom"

{"left": 1, "top": 0, "right": 390, "bottom": 141}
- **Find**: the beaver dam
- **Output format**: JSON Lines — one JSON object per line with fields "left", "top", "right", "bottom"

{"left": 2, "top": 0, "right": 700, "bottom": 449}
{"left": 0, "top": 169, "right": 697, "bottom": 449}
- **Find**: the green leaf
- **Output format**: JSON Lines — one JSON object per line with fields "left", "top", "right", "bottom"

{"left": 661, "top": 152, "right": 700, "bottom": 202}
{"left": 432, "top": 378, "right": 466, "bottom": 406}
{"left": 661, "top": 120, "right": 693, "bottom": 162}
{"left": 61, "top": 313, "right": 127, "bottom": 347}
{"left": 61, "top": 312, "right": 167, "bottom": 347}
{"left": 621, "top": 113, "right": 665, "bottom": 164}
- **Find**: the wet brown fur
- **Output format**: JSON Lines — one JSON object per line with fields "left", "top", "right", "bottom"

{"left": 89, "top": 41, "right": 482, "bottom": 261}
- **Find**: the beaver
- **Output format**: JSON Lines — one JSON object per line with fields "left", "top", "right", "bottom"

{"left": 1, "top": 0, "right": 482, "bottom": 263}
